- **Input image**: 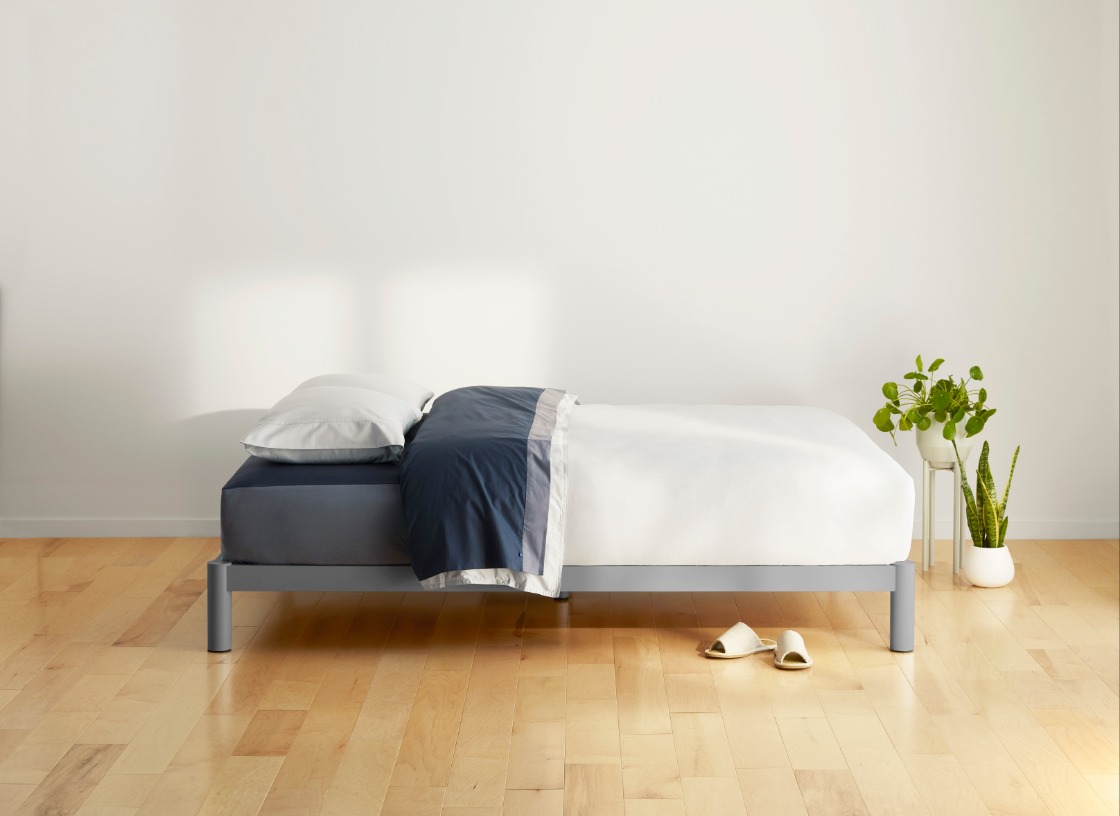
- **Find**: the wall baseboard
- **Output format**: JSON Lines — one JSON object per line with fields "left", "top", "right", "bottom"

{"left": 0, "top": 519, "right": 221, "bottom": 538}
{"left": 1, "top": 518, "right": 1116, "bottom": 541}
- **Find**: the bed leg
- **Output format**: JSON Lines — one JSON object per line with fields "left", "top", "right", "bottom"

{"left": 207, "top": 559, "right": 233, "bottom": 653}
{"left": 555, "top": 592, "right": 570, "bottom": 601}
{"left": 889, "top": 560, "right": 915, "bottom": 653}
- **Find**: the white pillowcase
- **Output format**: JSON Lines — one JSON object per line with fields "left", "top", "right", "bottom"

{"left": 294, "top": 373, "right": 433, "bottom": 411}
{"left": 242, "top": 386, "right": 422, "bottom": 464}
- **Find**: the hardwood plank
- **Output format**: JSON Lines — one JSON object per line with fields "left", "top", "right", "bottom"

{"left": 901, "top": 754, "right": 990, "bottom": 816}
{"left": 514, "top": 675, "right": 566, "bottom": 723}
{"left": 389, "top": 669, "right": 470, "bottom": 787}
{"left": 795, "top": 769, "right": 869, "bottom": 816}
{"left": 564, "top": 763, "right": 623, "bottom": 816}
{"left": 257, "top": 786, "right": 323, "bottom": 816}
{"left": 679, "top": 776, "right": 746, "bottom": 816}
{"left": 663, "top": 674, "right": 719, "bottom": 713}
{"left": 381, "top": 785, "right": 444, "bottom": 816}
{"left": 669, "top": 713, "right": 736, "bottom": 778}
{"left": 270, "top": 665, "right": 373, "bottom": 790}
{"left": 319, "top": 650, "right": 424, "bottom": 816}
{"left": 110, "top": 663, "right": 233, "bottom": 775}
{"left": 565, "top": 699, "right": 620, "bottom": 765}
{"left": 507, "top": 721, "right": 564, "bottom": 790}
{"left": 194, "top": 755, "right": 283, "bottom": 816}
{"left": 113, "top": 579, "right": 206, "bottom": 647}
{"left": 736, "top": 768, "right": 808, "bottom": 816}
{"left": 444, "top": 755, "right": 508, "bottom": 809}
{"left": 12, "top": 743, "right": 123, "bottom": 816}
{"left": 231, "top": 710, "right": 307, "bottom": 756}
{"left": 134, "top": 714, "right": 252, "bottom": 816}
{"left": 502, "top": 788, "right": 562, "bottom": 815}
{"left": 775, "top": 718, "right": 847, "bottom": 771}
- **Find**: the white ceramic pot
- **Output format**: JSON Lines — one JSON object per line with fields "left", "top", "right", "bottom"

{"left": 964, "top": 542, "right": 1015, "bottom": 587}
{"left": 915, "top": 419, "right": 974, "bottom": 466}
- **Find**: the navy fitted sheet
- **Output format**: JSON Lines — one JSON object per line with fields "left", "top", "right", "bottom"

{"left": 220, "top": 456, "right": 409, "bottom": 566}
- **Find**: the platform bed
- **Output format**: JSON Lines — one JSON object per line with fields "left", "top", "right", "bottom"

{"left": 206, "top": 558, "right": 916, "bottom": 653}
{"left": 211, "top": 396, "right": 919, "bottom": 656}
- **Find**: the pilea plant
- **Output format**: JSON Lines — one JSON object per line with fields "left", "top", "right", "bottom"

{"left": 954, "top": 440, "right": 1020, "bottom": 548}
{"left": 872, "top": 355, "right": 996, "bottom": 444}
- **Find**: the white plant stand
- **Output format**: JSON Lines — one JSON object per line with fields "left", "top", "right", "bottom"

{"left": 922, "top": 459, "right": 965, "bottom": 573}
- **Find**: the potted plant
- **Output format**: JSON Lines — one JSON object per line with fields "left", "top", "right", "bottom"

{"left": 872, "top": 355, "right": 996, "bottom": 465}
{"left": 955, "top": 440, "right": 1021, "bottom": 587}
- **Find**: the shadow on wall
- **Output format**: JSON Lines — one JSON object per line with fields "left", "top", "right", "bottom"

{"left": 165, "top": 409, "right": 265, "bottom": 513}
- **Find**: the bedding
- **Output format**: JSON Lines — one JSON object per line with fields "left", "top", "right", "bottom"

{"left": 241, "top": 385, "right": 422, "bottom": 464}
{"left": 565, "top": 404, "right": 913, "bottom": 566}
{"left": 223, "top": 401, "right": 913, "bottom": 573}
{"left": 220, "top": 455, "right": 408, "bottom": 565}
{"left": 400, "top": 386, "right": 578, "bottom": 596}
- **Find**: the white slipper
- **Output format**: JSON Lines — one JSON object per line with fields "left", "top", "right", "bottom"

{"left": 773, "top": 630, "right": 813, "bottom": 670}
{"left": 704, "top": 622, "right": 777, "bottom": 659}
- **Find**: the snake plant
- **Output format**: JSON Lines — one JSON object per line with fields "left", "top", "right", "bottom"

{"left": 954, "top": 440, "right": 1020, "bottom": 548}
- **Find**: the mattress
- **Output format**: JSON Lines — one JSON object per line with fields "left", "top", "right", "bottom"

{"left": 221, "top": 404, "right": 914, "bottom": 568}
{"left": 220, "top": 456, "right": 409, "bottom": 565}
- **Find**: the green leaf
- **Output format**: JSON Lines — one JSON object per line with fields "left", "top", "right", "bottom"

{"left": 916, "top": 355, "right": 923, "bottom": 372}
{"left": 978, "top": 387, "right": 987, "bottom": 403}
{"left": 1000, "top": 446, "right": 1020, "bottom": 519}
{"left": 882, "top": 382, "right": 898, "bottom": 400}
{"left": 954, "top": 441, "right": 982, "bottom": 543}
{"left": 979, "top": 478, "right": 999, "bottom": 547}
{"left": 906, "top": 409, "right": 920, "bottom": 423}
{"left": 898, "top": 416, "right": 913, "bottom": 431}
{"left": 929, "top": 358, "right": 944, "bottom": 372}
{"left": 873, "top": 407, "right": 895, "bottom": 432}
{"left": 964, "top": 415, "right": 984, "bottom": 436}
{"left": 888, "top": 405, "right": 902, "bottom": 415}
{"left": 914, "top": 381, "right": 925, "bottom": 393}
{"left": 934, "top": 410, "right": 947, "bottom": 423}
{"left": 998, "top": 515, "right": 1008, "bottom": 547}
{"left": 917, "top": 416, "right": 932, "bottom": 431}
{"left": 970, "top": 365, "right": 983, "bottom": 380}
{"left": 903, "top": 372, "right": 918, "bottom": 380}
{"left": 931, "top": 392, "right": 951, "bottom": 411}
{"left": 952, "top": 407, "right": 966, "bottom": 423}
{"left": 914, "top": 373, "right": 928, "bottom": 380}
{"left": 917, "top": 405, "right": 933, "bottom": 415}
{"left": 942, "top": 420, "right": 957, "bottom": 440}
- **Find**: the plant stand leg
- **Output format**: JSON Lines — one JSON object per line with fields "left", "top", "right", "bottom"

{"left": 921, "top": 461, "right": 931, "bottom": 572}
{"left": 952, "top": 463, "right": 962, "bottom": 574}
{"left": 890, "top": 560, "right": 915, "bottom": 652}
{"left": 207, "top": 559, "right": 232, "bottom": 653}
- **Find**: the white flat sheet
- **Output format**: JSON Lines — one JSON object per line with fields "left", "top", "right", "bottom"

{"left": 563, "top": 404, "right": 914, "bottom": 566}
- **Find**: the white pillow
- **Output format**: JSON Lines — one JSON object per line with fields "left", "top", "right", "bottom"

{"left": 242, "top": 386, "right": 422, "bottom": 464}
{"left": 294, "top": 373, "right": 433, "bottom": 410}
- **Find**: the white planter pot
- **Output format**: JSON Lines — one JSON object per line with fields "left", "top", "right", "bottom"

{"left": 915, "top": 419, "right": 974, "bottom": 466}
{"left": 964, "top": 542, "right": 1015, "bottom": 587}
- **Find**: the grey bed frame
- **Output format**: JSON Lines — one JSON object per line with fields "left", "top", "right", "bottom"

{"left": 206, "top": 559, "right": 915, "bottom": 653}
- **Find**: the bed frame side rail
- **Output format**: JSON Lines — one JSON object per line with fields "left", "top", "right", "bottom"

{"left": 207, "top": 559, "right": 915, "bottom": 653}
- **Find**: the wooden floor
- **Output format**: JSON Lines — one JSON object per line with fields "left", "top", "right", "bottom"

{"left": 0, "top": 539, "right": 1116, "bottom": 816}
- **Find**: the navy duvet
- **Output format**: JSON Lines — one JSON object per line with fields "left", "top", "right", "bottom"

{"left": 400, "top": 386, "right": 577, "bottom": 596}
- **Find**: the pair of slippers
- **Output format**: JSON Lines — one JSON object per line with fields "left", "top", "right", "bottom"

{"left": 704, "top": 622, "right": 813, "bottom": 670}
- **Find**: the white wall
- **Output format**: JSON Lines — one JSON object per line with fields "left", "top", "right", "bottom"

{"left": 1, "top": 1, "right": 1117, "bottom": 538}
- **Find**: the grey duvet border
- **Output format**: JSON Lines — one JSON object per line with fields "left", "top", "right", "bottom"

{"left": 207, "top": 558, "right": 915, "bottom": 653}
